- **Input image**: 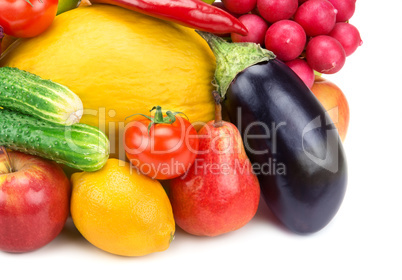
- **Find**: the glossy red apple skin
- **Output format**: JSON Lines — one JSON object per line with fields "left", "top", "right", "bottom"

{"left": 0, "top": 151, "right": 71, "bottom": 253}
{"left": 311, "top": 76, "right": 350, "bottom": 142}
{"left": 169, "top": 121, "right": 260, "bottom": 237}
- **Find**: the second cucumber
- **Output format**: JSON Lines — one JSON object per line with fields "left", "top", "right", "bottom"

{"left": 0, "top": 108, "right": 109, "bottom": 172}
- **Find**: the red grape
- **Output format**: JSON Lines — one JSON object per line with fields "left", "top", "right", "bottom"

{"left": 222, "top": 0, "right": 257, "bottom": 14}
{"left": 294, "top": 0, "right": 337, "bottom": 37}
{"left": 306, "top": 35, "right": 346, "bottom": 74}
{"left": 285, "top": 58, "right": 315, "bottom": 88}
{"left": 257, "top": 0, "right": 298, "bottom": 23}
{"left": 329, "top": 22, "right": 362, "bottom": 56}
{"left": 231, "top": 14, "right": 269, "bottom": 45}
{"left": 327, "top": 0, "right": 356, "bottom": 22}
{"left": 265, "top": 20, "right": 306, "bottom": 61}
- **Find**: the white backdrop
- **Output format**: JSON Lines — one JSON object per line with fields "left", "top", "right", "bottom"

{"left": 2, "top": 1, "right": 401, "bottom": 279}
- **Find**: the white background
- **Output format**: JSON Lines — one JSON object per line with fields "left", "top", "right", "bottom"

{"left": 2, "top": 1, "right": 401, "bottom": 279}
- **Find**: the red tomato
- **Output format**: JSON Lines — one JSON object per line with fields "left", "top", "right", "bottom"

{"left": 0, "top": 0, "right": 58, "bottom": 38}
{"left": 124, "top": 108, "right": 199, "bottom": 180}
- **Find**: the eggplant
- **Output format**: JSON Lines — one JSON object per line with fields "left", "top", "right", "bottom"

{"left": 198, "top": 32, "right": 347, "bottom": 234}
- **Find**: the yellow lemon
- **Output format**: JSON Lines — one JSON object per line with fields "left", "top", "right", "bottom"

{"left": 70, "top": 158, "right": 175, "bottom": 256}
{"left": 0, "top": 5, "right": 216, "bottom": 158}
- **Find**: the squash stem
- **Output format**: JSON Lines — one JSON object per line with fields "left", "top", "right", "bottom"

{"left": 196, "top": 31, "right": 276, "bottom": 99}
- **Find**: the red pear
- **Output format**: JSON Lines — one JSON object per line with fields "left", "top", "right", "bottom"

{"left": 169, "top": 93, "right": 260, "bottom": 237}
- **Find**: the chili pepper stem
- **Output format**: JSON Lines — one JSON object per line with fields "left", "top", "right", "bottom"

{"left": 196, "top": 31, "right": 276, "bottom": 99}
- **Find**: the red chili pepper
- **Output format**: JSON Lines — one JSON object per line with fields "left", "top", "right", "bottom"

{"left": 90, "top": 0, "right": 248, "bottom": 35}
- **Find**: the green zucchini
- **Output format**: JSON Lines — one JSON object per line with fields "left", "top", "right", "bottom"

{"left": 0, "top": 108, "right": 109, "bottom": 172}
{"left": 0, "top": 67, "right": 83, "bottom": 126}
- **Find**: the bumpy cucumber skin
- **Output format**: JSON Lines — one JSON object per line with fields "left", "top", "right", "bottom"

{"left": 0, "top": 109, "right": 109, "bottom": 172}
{"left": 0, "top": 67, "right": 83, "bottom": 126}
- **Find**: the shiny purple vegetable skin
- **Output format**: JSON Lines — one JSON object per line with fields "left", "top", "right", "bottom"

{"left": 198, "top": 32, "right": 348, "bottom": 234}
{"left": 225, "top": 59, "right": 348, "bottom": 234}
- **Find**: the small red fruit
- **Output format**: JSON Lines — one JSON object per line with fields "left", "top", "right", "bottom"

{"left": 329, "top": 22, "right": 362, "bottom": 56}
{"left": 306, "top": 35, "right": 346, "bottom": 74}
{"left": 231, "top": 14, "right": 268, "bottom": 46}
{"left": 327, "top": 0, "right": 356, "bottom": 22}
{"left": 265, "top": 20, "right": 306, "bottom": 61}
{"left": 222, "top": 0, "right": 257, "bottom": 15}
{"left": 294, "top": 0, "right": 337, "bottom": 37}
{"left": 285, "top": 58, "right": 315, "bottom": 88}
{"left": 257, "top": 0, "right": 298, "bottom": 23}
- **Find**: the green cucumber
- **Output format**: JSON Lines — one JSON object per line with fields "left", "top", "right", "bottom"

{"left": 0, "top": 108, "right": 109, "bottom": 172}
{"left": 0, "top": 67, "right": 83, "bottom": 126}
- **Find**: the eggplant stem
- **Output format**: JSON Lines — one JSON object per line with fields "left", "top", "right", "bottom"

{"left": 196, "top": 31, "right": 275, "bottom": 98}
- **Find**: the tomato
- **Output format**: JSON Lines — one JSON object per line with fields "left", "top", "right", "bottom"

{"left": 0, "top": 0, "right": 58, "bottom": 38}
{"left": 124, "top": 106, "right": 199, "bottom": 180}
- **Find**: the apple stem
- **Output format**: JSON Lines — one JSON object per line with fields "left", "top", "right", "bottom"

{"left": 0, "top": 146, "right": 13, "bottom": 173}
{"left": 0, "top": 26, "right": 3, "bottom": 57}
{"left": 213, "top": 91, "right": 223, "bottom": 128}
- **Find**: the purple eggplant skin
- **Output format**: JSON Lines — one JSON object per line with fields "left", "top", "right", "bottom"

{"left": 223, "top": 59, "right": 348, "bottom": 234}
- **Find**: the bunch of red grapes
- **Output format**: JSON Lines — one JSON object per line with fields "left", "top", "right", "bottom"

{"left": 214, "top": 0, "right": 362, "bottom": 88}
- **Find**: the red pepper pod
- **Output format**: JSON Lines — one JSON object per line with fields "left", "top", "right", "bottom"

{"left": 90, "top": 0, "right": 248, "bottom": 35}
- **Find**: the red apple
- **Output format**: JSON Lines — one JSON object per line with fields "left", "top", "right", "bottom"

{"left": 310, "top": 75, "right": 350, "bottom": 142}
{"left": 0, "top": 151, "right": 71, "bottom": 253}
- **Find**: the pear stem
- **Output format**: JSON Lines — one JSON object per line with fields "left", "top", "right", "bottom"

{"left": 213, "top": 91, "right": 223, "bottom": 128}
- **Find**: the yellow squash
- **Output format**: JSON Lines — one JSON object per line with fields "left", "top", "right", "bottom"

{"left": 0, "top": 5, "right": 216, "bottom": 158}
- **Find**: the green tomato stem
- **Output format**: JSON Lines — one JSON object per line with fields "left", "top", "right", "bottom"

{"left": 126, "top": 106, "right": 185, "bottom": 135}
